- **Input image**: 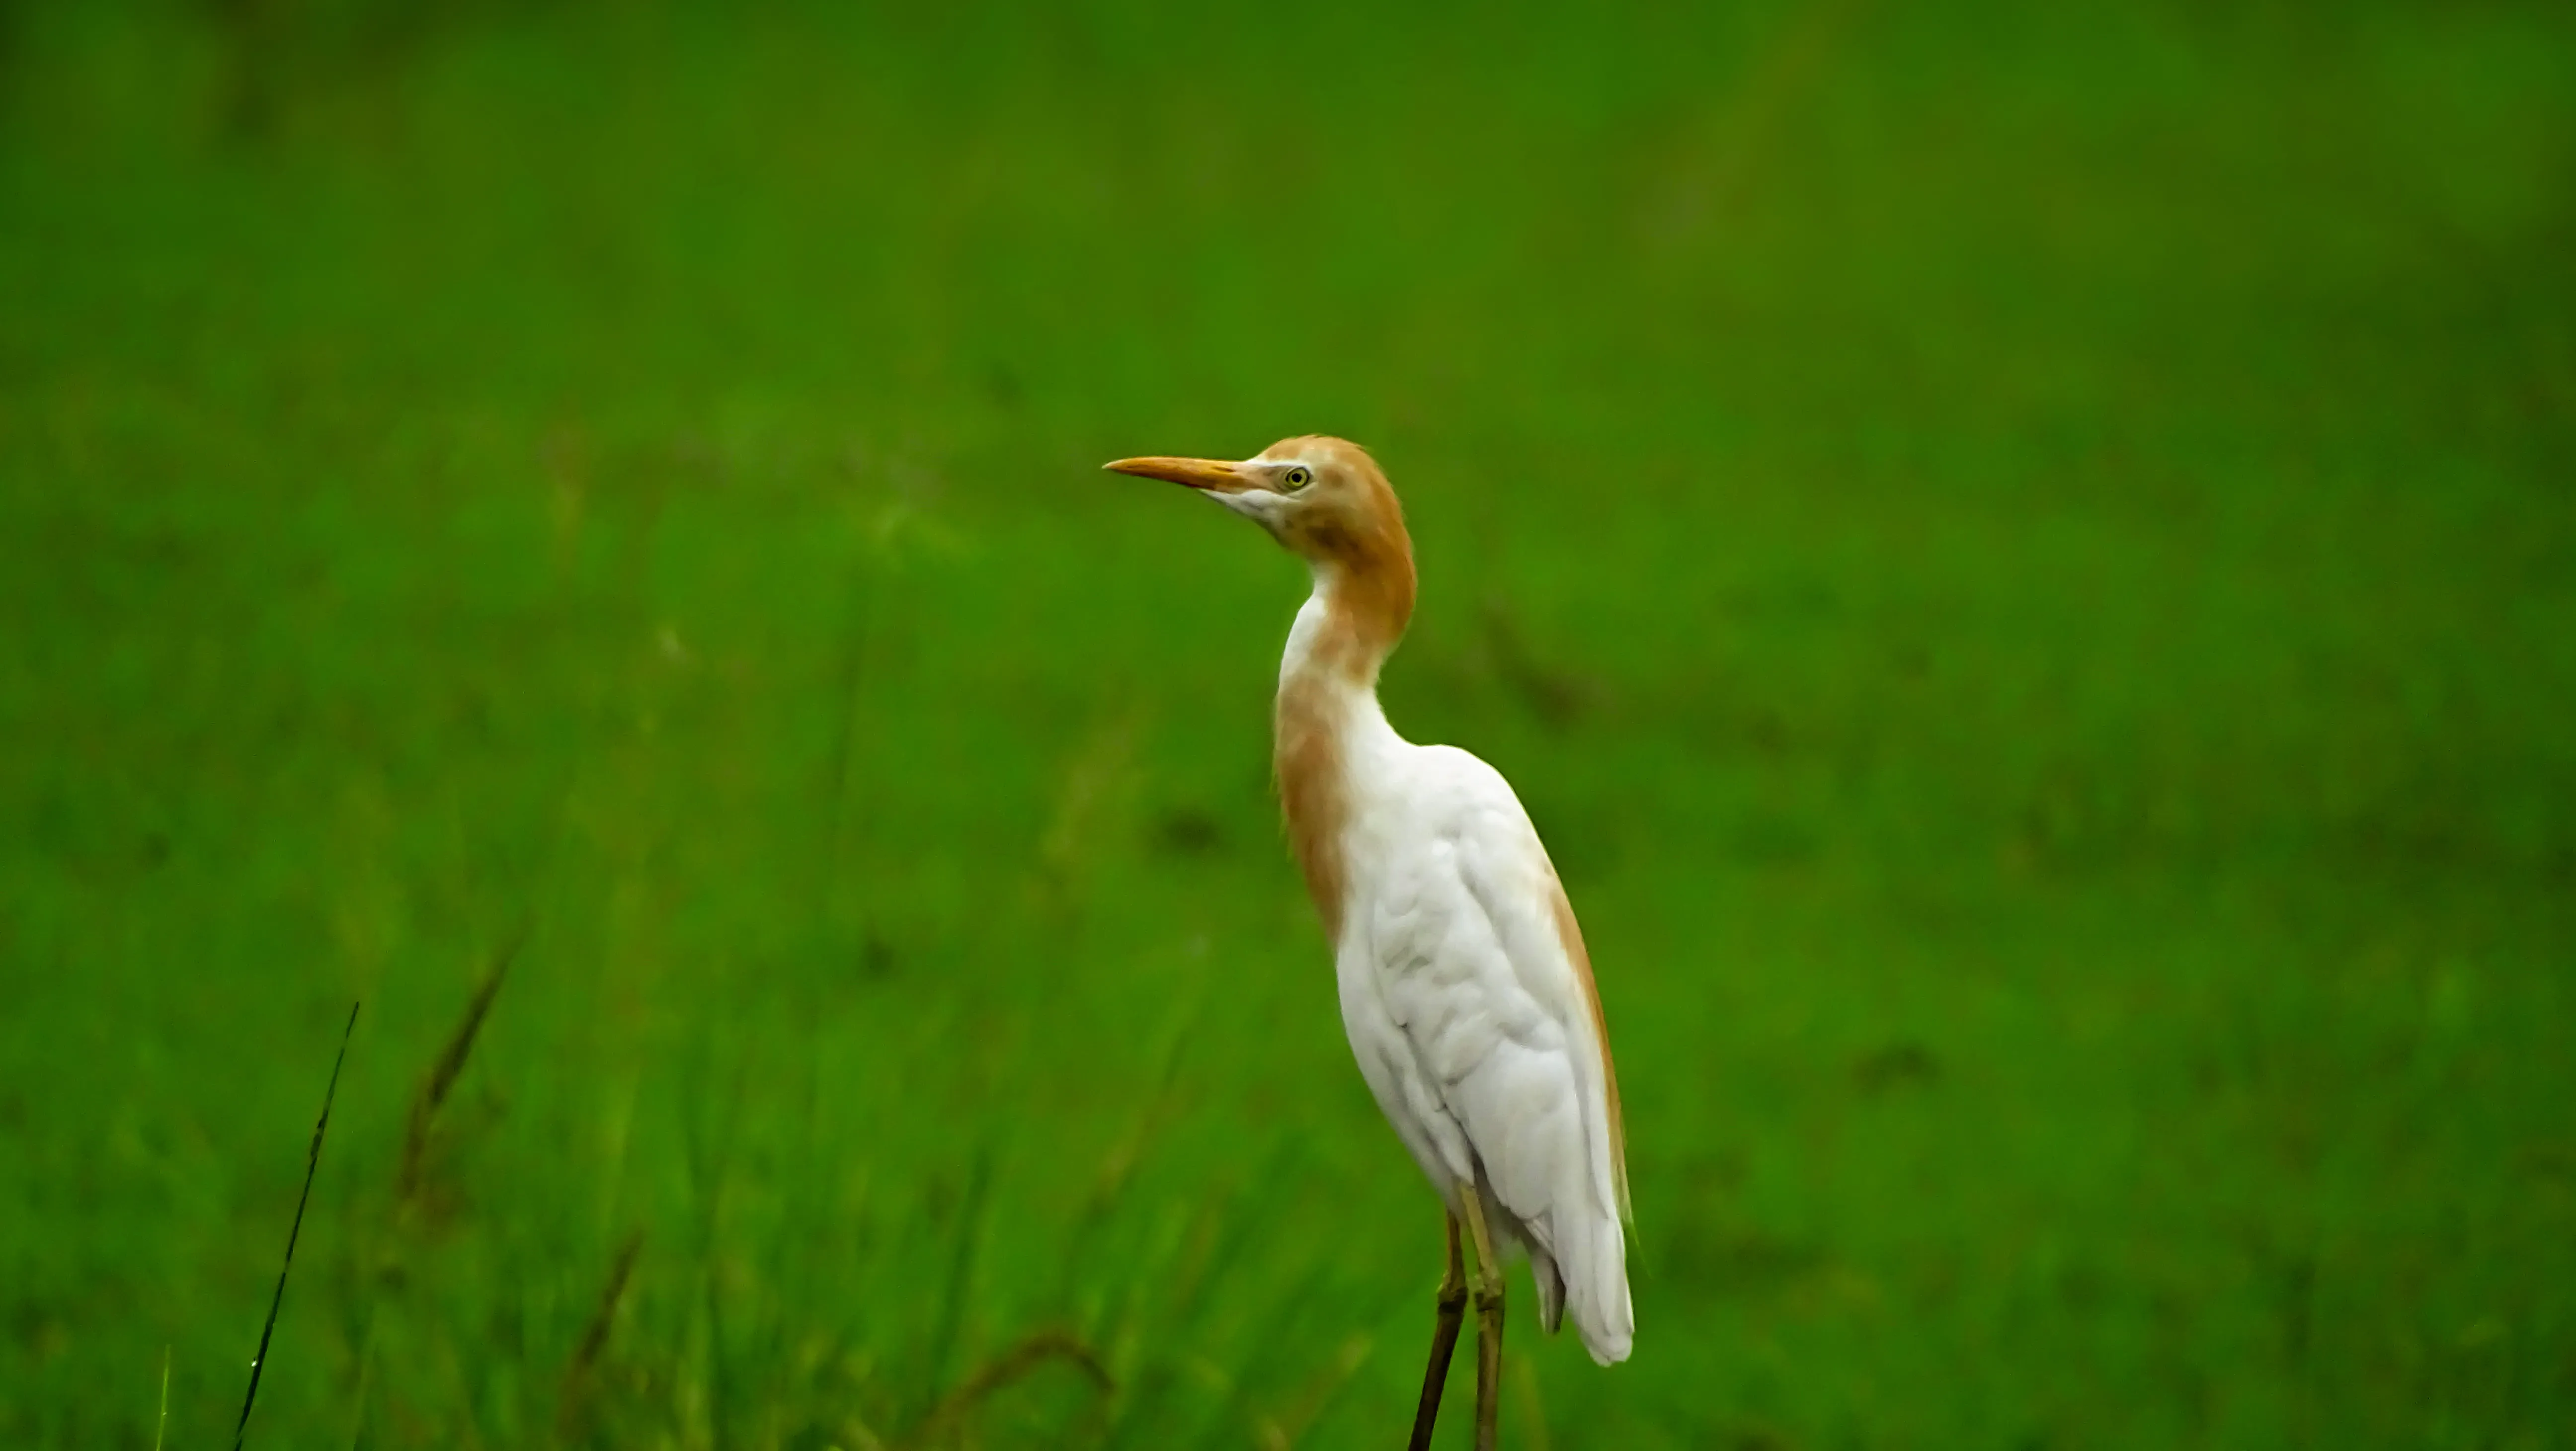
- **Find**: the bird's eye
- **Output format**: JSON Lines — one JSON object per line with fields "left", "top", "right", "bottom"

{"left": 1282, "top": 467, "right": 1312, "bottom": 490}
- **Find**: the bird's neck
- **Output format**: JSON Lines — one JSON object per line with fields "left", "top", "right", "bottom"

{"left": 1274, "top": 560, "right": 1412, "bottom": 943}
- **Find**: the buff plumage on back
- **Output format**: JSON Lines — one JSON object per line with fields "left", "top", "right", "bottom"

{"left": 1548, "top": 874, "right": 1632, "bottom": 1226}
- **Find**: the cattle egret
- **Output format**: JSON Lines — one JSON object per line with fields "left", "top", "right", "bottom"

{"left": 1107, "top": 437, "right": 1632, "bottom": 1450}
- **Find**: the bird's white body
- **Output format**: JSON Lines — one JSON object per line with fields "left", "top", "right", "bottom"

{"left": 1282, "top": 588, "right": 1635, "bottom": 1366}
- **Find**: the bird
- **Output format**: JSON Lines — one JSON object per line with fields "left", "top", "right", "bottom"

{"left": 1106, "top": 437, "right": 1632, "bottom": 1451}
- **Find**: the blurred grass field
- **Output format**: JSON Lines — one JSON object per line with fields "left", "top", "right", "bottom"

{"left": 3, "top": 0, "right": 2574, "bottom": 1446}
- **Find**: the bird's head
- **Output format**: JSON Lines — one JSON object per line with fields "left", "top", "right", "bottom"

{"left": 1104, "top": 435, "right": 1410, "bottom": 579}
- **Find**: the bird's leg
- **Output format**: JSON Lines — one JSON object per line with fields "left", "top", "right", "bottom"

{"left": 1458, "top": 1182, "right": 1506, "bottom": 1451}
{"left": 1405, "top": 1213, "right": 1468, "bottom": 1451}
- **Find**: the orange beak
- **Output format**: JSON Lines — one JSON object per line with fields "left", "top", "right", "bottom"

{"left": 1103, "top": 456, "right": 1250, "bottom": 492}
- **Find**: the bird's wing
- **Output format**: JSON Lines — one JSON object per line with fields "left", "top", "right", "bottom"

{"left": 1367, "top": 745, "right": 1632, "bottom": 1363}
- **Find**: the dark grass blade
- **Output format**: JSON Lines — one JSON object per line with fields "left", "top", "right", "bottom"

{"left": 398, "top": 927, "right": 525, "bottom": 1203}
{"left": 909, "top": 1329, "right": 1113, "bottom": 1448}
{"left": 556, "top": 1229, "right": 646, "bottom": 1442}
{"left": 920, "top": 1143, "right": 995, "bottom": 1423}
{"left": 234, "top": 1000, "right": 359, "bottom": 1450}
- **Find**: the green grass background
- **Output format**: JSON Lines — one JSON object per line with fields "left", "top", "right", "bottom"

{"left": 3, "top": 0, "right": 2573, "bottom": 1446}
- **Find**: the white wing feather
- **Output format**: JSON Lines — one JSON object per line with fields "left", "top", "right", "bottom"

{"left": 1355, "top": 745, "right": 1633, "bottom": 1366}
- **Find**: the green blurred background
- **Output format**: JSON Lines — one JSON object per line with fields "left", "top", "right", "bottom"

{"left": 4, "top": 0, "right": 2573, "bottom": 1446}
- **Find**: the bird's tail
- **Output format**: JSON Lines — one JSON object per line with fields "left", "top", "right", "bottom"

{"left": 1557, "top": 1203, "right": 1632, "bottom": 1366}
{"left": 1531, "top": 1246, "right": 1565, "bottom": 1334}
